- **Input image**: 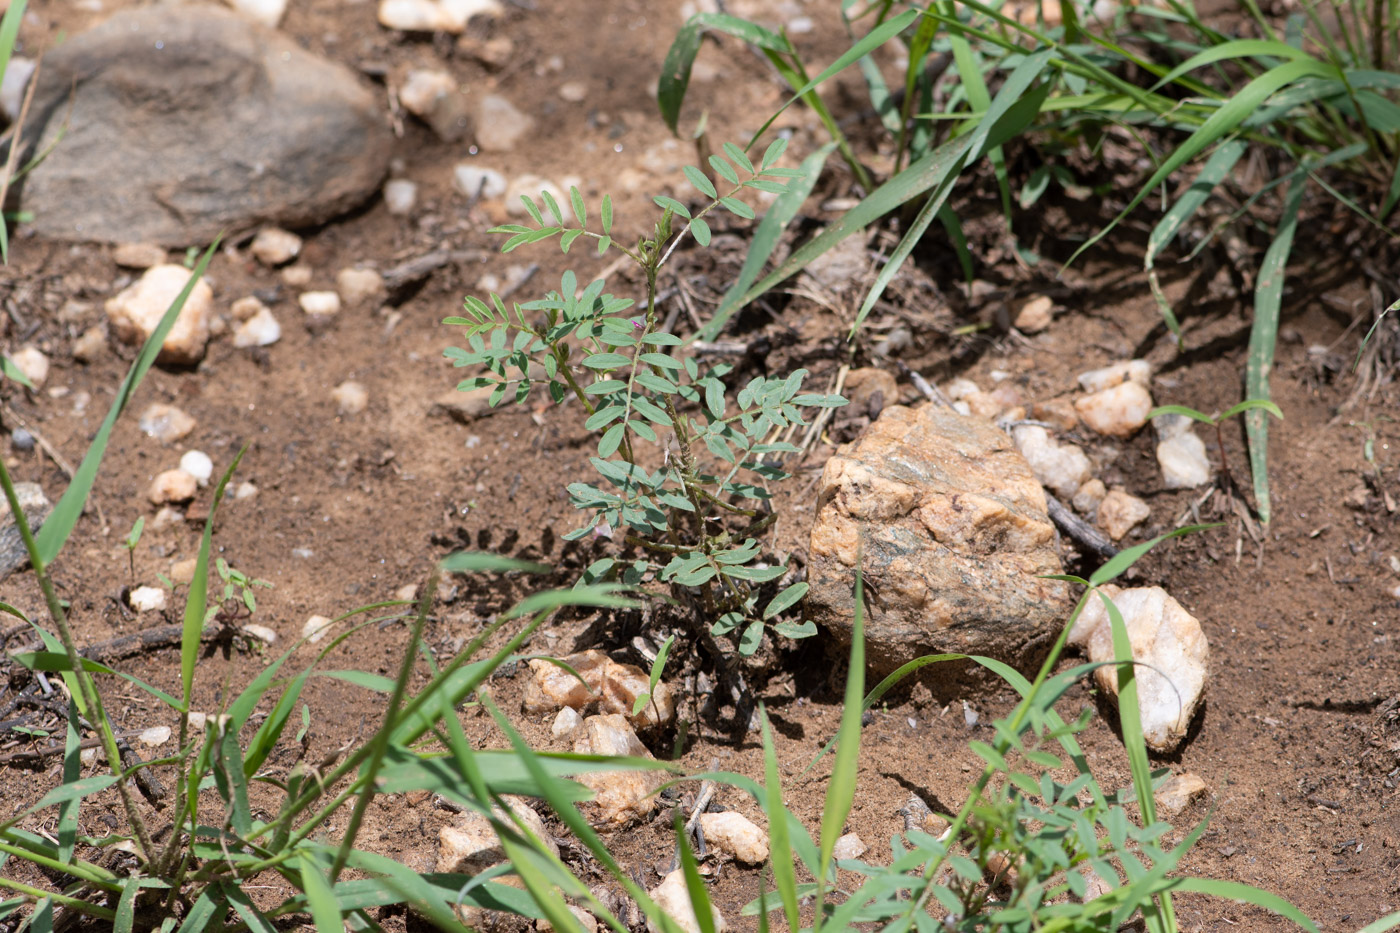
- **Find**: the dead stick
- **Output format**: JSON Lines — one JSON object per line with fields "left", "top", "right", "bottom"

{"left": 1045, "top": 493, "right": 1118, "bottom": 560}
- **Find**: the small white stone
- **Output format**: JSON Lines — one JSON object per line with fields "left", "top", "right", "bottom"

{"left": 230, "top": 296, "right": 267, "bottom": 322}
{"left": 378, "top": 0, "right": 454, "bottom": 30}
{"left": 170, "top": 558, "right": 199, "bottom": 586}
{"left": 223, "top": 0, "right": 287, "bottom": 27}
{"left": 394, "top": 583, "right": 419, "bottom": 602}
{"left": 1075, "top": 382, "right": 1153, "bottom": 437}
{"left": 383, "top": 179, "right": 419, "bottom": 215}
{"left": 151, "top": 506, "right": 185, "bottom": 529}
{"left": 1097, "top": 489, "right": 1151, "bottom": 540}
{"left": 0, "top": 56, "right": 36, "bottom": 122}
{"left": 250, "top": 228, "right": 303, "bottom": 266}
{"left": 281, "top": 264, "right": 314, "bottom": 287}
{"left": 302, "top": 615, "right": 334, "bottom": 643}
{"left": 648, "top": 870, "right": 727, "bottom": 933}
{"left": 1156, "top": 772, "right": 1208, "bottom": 816}
{"left": 10, "top": 347, "right": 48, "bottom": 389}
{"left": 129, "top": 586, "right": 168, "bottom": 613}
{"left": 188, "top": 711, "right": 208, "bottom": 731}
{"left": 505, "top": 174, "right": 564, "bottom": 218}
{"left": 1078, "top": 359, "right": 1152, "bottom": 393}
{"left": 832, "top": 832, "right": 867, "bottom": 861}
{"left": 452, "top": 164, "right": 507, "bottom": 200}
{"left": 335, "top": 268, "right": 385, "bottom": 308}
{"left": 243, "top": 624, "right": 278, "bottom": 645}
{"left": 333, "top": 380, "right": 369, "bottom": 415}
{"left": 1014, "top": 295, "right": 1054, "bottom": 333}
{"left": 233, "top": 307, "right": 282, "bottom": 348}
{"left": 551, "top": 706, "right": 583, "bottom": 739}
{"left": 476, "top": 94, "right": 535, "bottom": 152}
{"left": 80, "top": 747, "right": 98, "bottom": 765}
{"left": 73, "top": 326, "right": 107, "bottom": 363}
{"left": 149, "top": 469, "right": 198, "bottom": 505}
{"left": 139, "top": 404, "right": 197, "bottom": 445}
{"left": 1068, "top": 585, "right": 1208, "bottom": 753}
{"left": 298, "top": 291, "right": 342, "bottom": 317}
{"left": 138, "top": 725, "right": 172, "bottom": 748}
{"left": 179, "top": 450, "right": 214, "bottom": 486}
{"left": 1013, "top": 425, "right": 1093, "bottom": 498}
{"left": 105, "top": 265, "right": 214, "bottom": 365}
{"left": 698, "top": 811, "right": 769, "bottom": 865}
{"left": 112, "top": 242, "right": 167, "bottom": 269}
{"left": 558, "top": 81, "right": 587, "bottom": 102}
{"left": 234, "top": 481, "right": 259, "bottom": 500}
{"left": 401, "top": 69, "right": 453, "bottom": 113}
{"left": 1071, "top": 478, "right": 1107, "bottom": 515}
{"left": 1157, "top": 432, "right": 1211, "bottom": 489}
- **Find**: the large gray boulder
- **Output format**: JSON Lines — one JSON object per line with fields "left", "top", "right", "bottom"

{"left": 13, "top": 4, "right": 392, "bottom": 246}
{"left": 808, "top": 405, "right": 1074, "bottom": 674}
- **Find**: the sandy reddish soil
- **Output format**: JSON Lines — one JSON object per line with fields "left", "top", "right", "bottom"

{"left": 2, "top": 1, "right": 1400, "bottom": 931}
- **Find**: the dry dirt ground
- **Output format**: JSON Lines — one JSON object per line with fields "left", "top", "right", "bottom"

{"left": 3, "top": 1, "right": 1400, "bottom": 930}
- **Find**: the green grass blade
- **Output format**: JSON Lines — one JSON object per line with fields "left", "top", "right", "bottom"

{"left": 1067, "top": 59, "right": 1335, "bottom": 270}
{"left": 699, "top": 142, "right": 836, "bottom": 340}
{"left": 1089, "top": 524, "right": 1220, "bottom": 587}
{"left": 36, "top": 240, "right": 220, "bottom": 565}
{"left": 1100, "top": 592, "right": 1156, "bottom": 825}
{"left": 297, "top": 853, "right": 343, "bottom": 933}
{"left": 175, "top": 885, "right": 224, "bottom": 933}
{"left": 1354, "top": 911, "right": 1400, "bottom": 933}
{"left": 760, "top": 708, "right": 801, "bottom": 933}
{"left": 658, "top": 14, "right": 791, "bottom": 134}
{"left": 1147, "top": 38, "right": 1317, "bottom": 91}
{"left": 1218, "top": 398, "right": 1283, "bottom": 421}
{"left": 676, "top": 812, "right": 717, "bottom": 933}
{"left": 745, "top": 9, "right": 920, "bottom": 149}
{"left": 817, "top": 572, "right": 864, "bottom": 896}
{"left": 1, "top": 355, "right": 34, "bottom": 388}
{"left": 852, "top": 48, "right": 1051, "bottom": 335}
{"left": 1353, "top": 298, "right": 1398, "bottom": 371}
{"left": 1247, "top": 169, "right": 1306, "bottom": 525}
{"left": 224, "top": 882, "right": 279, "bottom": 933}
{"left": 1168, "top": 878, "right": 1318, "bottom": 932}
{"left": 0, "top": 0, "right": 26, "bottom": 266}
{"left": 58, "top": 702, "right": 81, "bottom": 866}
{"left": 937, "top": 205, "right": 974, "bottom": 282}
{"left": 181, "top": 444, "right": 247, "bottom": 710}
{"left": 1145, "top": 139, "right": 1247, "bottom": 336}
{"left": 14, "top": 652, "right": 182, "bottom": 709}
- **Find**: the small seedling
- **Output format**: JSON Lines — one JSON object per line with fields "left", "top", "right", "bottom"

{"left": 632, "top": 633, "right": 675, "bottom": 720}
{"left": 1150, "top": 398, "right": 1283, "bottom": 498}
{"left": 121, "top": 516, "right": 144, "bottom": 580}
{"left": 208, "top": 557, "right": 273, "bottom": 623}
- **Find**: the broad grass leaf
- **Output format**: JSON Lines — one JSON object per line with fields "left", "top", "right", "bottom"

{"left": 1089, "top": 524, "right": 1219, "bottom": 587}
{"left": 819, "top": 571, "right": 864, "bottom": 885}
{"left": 658, "top": 14, "right": 789, "bottom": 134}
{"left": 1246, "top": 168, "right": 1305, "bottom": 525}
{"left": 760, "top": 708, "right": 801, "bottom": 931}
{"left": 297, "top": 853, "right": 343, "bottom": 933}
{"left": 1168, "top": 878, "right": 1319, "bottom": 932}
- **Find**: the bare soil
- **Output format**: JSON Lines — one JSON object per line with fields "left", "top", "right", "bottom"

{"left": 3, "top": 1, "right": 1400, "bottom": 930}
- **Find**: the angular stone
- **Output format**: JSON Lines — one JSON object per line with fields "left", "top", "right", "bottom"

{"left": 1014, "top": 295, "right": 1053, "bottom": 333}
{"left": 106, "top": 265, "right": 214, "bottom": 365}
{"left": 10, "top": 347, "right": 48, "bottom": 389}
{"left": 15, "top": 5, "right": 391, "bottom": 246}
{"left": 475, "top": 94, "right": 534, "bottom": 152}
{"left": 335, "top": 268, "right": 385, "bottom": 308}
{"left": 1078, "top": 360, "right": 1151, "bottom": 393}
{"left": 1068, "top": 585, "right": 1208, "bottom": 753}
{"left": 1075, "top": 382, "right": 1153, "bottom": 437}
{"left": 112, "top": 242, "right": 167, "bottom": 269}
{"left": 1097, "top": 489, "right": 1150, "bottom": 540}
{"left": 1012, "top": 425, "right": 1092, "bottom": 498}
{"left": 572, "top": 714, "right": 663, "bottom": 827}
{"left": 832, "top": 832, "right": 867, "bottom": 861}
{"left": 250, "top": 227, "right": 302, "bottom": 266}
{"left": 809, "top": 406, "right": 1073, "bottom": 673}
{"left": 843, "top": 367, "right": 897, "bottom": 415}
{"left": 399, "top": 69, "right": 470, "bottom": 141}
{"left": 0, "top": 483, "right": 52, "bottom": 581}
{"left": 698, "top": 811, "right": 768, "bottom": 865}
{"left": 138, "top": 403, "right": 197, "bottom": 444}
{"left": 233, "top": 307, "right": 281, "bottom": 347}
{"left": 1157, "top": 432, "right": 1211, "bottom": 490}
{"left": 332, "top": 381, "right": 368, "bottom": 415}
{"left": 437, "top": 795, "right": 556, "bottom": 875}
{"left": 647, "top": 870, "right": 727, "bottom": 933}
{"left": 149, "top": 469, "right": 198, "bottom": 505}
{"left": 524, "top": 649, "right": 676, "bottom": 729}
{"left": 1071, "top": 478, "right": 1107, "bottom": 516}
{"left": 1156, "top": 772, "right": 1208, "bottom": 816}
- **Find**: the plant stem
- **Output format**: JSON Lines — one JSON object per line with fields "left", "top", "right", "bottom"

{"left": 0, "top": 459, "right": 158, "bottom": 864}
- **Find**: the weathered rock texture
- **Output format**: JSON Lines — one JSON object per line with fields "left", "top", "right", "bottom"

{"left": 808, "top": 405, "right": 1074, "bottom": 673}
{"left": 15, "top": 5, "right": 391, "bottom": 245}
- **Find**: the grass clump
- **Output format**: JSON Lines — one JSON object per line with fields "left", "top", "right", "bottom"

{"left": 658, "top": 0, "right": 1400, "bottom": 524}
